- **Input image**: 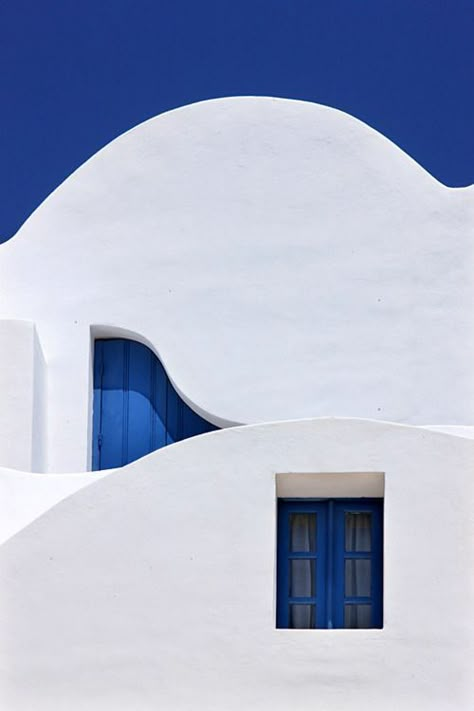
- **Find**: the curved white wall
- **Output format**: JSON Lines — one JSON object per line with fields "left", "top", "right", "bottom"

{"left": 0, "top": 419, "right": 472, "bottom": 710}
{"left": 0, "top": 97, "right": 472, "bottom": 471}
{"left": 0, "top": 466, "right": 109, "bottom": 544}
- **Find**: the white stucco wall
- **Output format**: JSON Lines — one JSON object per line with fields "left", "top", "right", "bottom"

{"left": 0, "top": 97, "right": 472, "bottom": 472}
{"left": 31, "top": 328, "right": 47, "bottom": 471}
{"left": 0, "top": 467, "right": 110, "bottom": 545}
{"left": 0, "top": 321, "right": 47, "bottom": 471}
{"left": 0, "top": 419, "right": 472, "bottom": 711}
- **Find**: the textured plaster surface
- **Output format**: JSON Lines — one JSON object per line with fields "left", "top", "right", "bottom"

{"left": 0, "top": 321, "right": 38, "bottom": 471}
{"left": 0, "top": 467, "right": 109, "bottom": 544}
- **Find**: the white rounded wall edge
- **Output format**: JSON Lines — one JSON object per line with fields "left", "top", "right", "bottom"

{"left": 1, "top": 417, "right": 472, "bottom": 546}
{"left": 0, "top": 97, "right": 472, "bottom": 471}
{"left": 0, "top": 467, "right": 111, "bottom": 545}
{"left": 0, "top": 418, "right": 472, "bottom": 710}
{"left": 422, "top": 424, "right": 474, "bottom": 438}
{"left": 2, "top": 417, "right": 473, "bottom": 545}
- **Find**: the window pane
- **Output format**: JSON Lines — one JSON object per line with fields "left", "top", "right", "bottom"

{"left": 290, "top": 513, "right": 317, "bottom": 552}
{"left": 345, "top": 512, "right": 372, "bottom": 551}
{"left": 289, "top": 604, "right": 316, "bottom": 628}
{"left": 290, "top": 559, "right": 316, "bottom": 597}
{"left": 344, "top": 604, "right": 372, "bottom": 628}
{"left": 345, "top": 559, "right": 371, "bottom": 597}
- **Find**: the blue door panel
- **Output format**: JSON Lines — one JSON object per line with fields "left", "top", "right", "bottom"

{"left": 92, "top": 338, "right": 218, "bottom": 470}
{"left": 150, "top": 357, "right": 167, "bottom": 451}
{"left": 182, "top": 405, "right": 216, "bottom": 439}
{"left": 127, "top": 342, "right": 154, "bottom": 462}
{"left": 100, "top": 340, "right": 128, "bottom": 469}
{"left": 92, "top": 341, "right": 104, "bottom": 469}
{"left": 165, "top": 385, "right": 180, "bottom": 445}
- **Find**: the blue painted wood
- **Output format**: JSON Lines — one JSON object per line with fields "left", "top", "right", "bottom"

{"left": 370, "top": 502, "right": 384, "bottom": 628}
{"left": 92, "top": 338, "right": 218, "bottom": 470}
{"left": 277, "top": 498, "right": 383, "bottom": 629}
{"left": 332, "top": 500, "right": 383, "bottom": 629}
{"left": 277, "top": 500, "right": 327, "bottom": 629}
{"left": 92, "top": 340, "right": 104, "bottom": 470}
{"left": 327, "top": 499, "right": 334, "bottom": 628}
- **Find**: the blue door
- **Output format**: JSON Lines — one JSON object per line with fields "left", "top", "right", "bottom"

{"left": 92, "top": 339, "right": 217, "bottom": 470}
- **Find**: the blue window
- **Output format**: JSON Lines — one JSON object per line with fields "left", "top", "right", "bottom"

{"left": 277, "top": 499, "right": 383, "bottom": 629}
{"left": 92, "top": 338, "right": 218, "bottom": 470}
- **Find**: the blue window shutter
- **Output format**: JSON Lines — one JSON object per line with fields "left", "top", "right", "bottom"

{"left": 92, "top": 338, "right": 218, "bottom": 470}
{"left": 277, "top": 500, "right": 328, "bottom": 629}
{"left": 277, "top": 499, "right": 383, "bottom": 629}
{"left": 332, "top": 500, "right": 383, "bottom": 629}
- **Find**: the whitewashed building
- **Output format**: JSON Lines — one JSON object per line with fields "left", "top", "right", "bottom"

{"left": 0, "top": 97, "right": 473, "bottom": 710}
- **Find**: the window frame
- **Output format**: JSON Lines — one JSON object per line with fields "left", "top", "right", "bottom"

{"left": 277, "top": 498, "right": 383, "bottom": 629}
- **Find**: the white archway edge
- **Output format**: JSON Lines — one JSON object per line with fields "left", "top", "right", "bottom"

{"left": 0, "top": 418, "right": 472, "bottom": 710}
{"left": 1, "top": 97, "right": 473, "bottom": 471}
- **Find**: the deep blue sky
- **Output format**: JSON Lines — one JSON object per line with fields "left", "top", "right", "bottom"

{"left": 1, "top": 1, "right": 473, "bottom": 242}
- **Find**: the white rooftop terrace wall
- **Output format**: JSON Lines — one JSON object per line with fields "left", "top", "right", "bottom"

{"left": 0, "top": 419, "right": 472, "bottom": 710}
{"left": 0, "top": 97, "right": 473, "bottom": 473}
